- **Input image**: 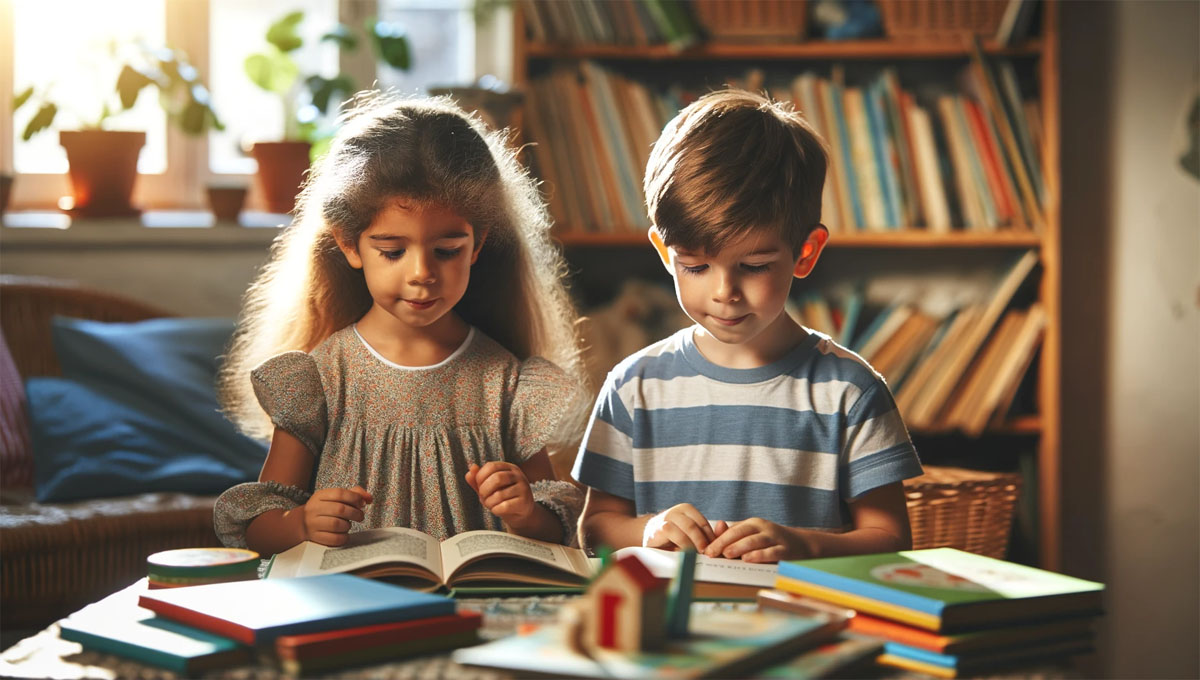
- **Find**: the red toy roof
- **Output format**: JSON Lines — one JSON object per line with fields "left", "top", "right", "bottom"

{"left": 613, "top": 554, "right": 665, "bottom": 593}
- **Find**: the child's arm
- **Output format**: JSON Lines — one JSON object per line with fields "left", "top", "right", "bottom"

{"left": 243, "top": 428, "right": 372, "bottom": 556}
{"left": 465, "top": 449, "right": 568, "bottom": 544}
{"left": 704, "top": 482, "right": 912, "bottom": 562}
{"left": 579, "top": 487, "right": 717, "bottom": 553}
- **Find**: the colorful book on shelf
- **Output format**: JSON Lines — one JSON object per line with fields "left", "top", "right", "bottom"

{"left": 940, "top": 307, "right": 1025, "bottom": 430}
{"left": 894, "top": 305, "right": 982, "bottom": 418}
{"left": 453, "top": 607, "right": 841, "bottom": 679}
{"left": 791, "top": 73, "right": 844, "bottom": 232}
{"left": 952, "top": 96, "right": 999, "bottom": 229}
{"left": 265, "top": 527, "right": 593, "bottom": 593}
{"left": 844, "top": 86, "right": 887, "bottom": 230}
{"left": 848, "top": 611, "right": 1094, "bottom": 656}
{"left": 963, "top": 96, "right": 1020, "bottom": 227}
{"left": 936, "top": 95, "right": 986, "bottom": 229}
{"left": 869, "top": 309, "right": 943, "bottom": 388}
{"left": 273, "top": 610, "right": 482, "bottom": 675}
{"left": 878, "top": 635, "right": 1093, "bottom": 678}
{"left": 582, "top": 61, "right": 646, "bottom": 230}
{"left": 59, "top": 598, "right": 251, "bottom": 674}
{"left": 967, "top": 302, "right": 1046, "bottom": 434}
{"left": 137, "top": 573, "right": 455, "bottom": 645}
{"left": 774, "top": 548, "right": 1105, "bottom": 633}
{"left": 610, "top": 545, "right": 778, "bottom": 600}
{"left": 828, "top": 71, "right": 864, "bottom": 230}
{"left": 836, "top": 286, "right": 865, "bottom": 348}
{"left": 754, "top": 634, "right": 885, "bottom": 679}
{"left": 880, "top": 69, "right": 922, "bottom": 227}
{"left": 906, "top": 100, "right": 953, "bottom": 232}
{"left": 857, "top": 303, "right": 914, "bottom": 362}
{"left": 1000, "top": 60, "right": 1047, "bottom": 206}
{"left": 905, "top": 249, "right": 1039, "bottom": 428}
{"left": 571, "top": 65, "right": 630, "bottom": 232}
{"left": 864, "top": 81, "right": 901, "bottom": 229}
{"left": 816, "top": 77, "right": 858, "bottom": 232}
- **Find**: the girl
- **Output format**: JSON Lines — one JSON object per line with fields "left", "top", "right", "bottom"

{"left": 213, "top": 94, "right": 587, "bottom": 556}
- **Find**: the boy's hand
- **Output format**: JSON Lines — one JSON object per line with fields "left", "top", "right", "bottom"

{"left": 643, "top": 503, "right": 716, "bottom": 551}
{"left": 466, "top": 462, "right": 537, "bottom": 528}
{"left": 704, "top": 517, "right": 811, "bottom": 563}
{"left": 303, "top": 485, "right": 372, "bottom": 547}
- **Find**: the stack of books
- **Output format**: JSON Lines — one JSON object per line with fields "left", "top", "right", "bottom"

{"left": 61, "top": 573, "right": 481, "bottom": 675}
{"left": 770, "top": 548, "right": 1105, "bottom": 678}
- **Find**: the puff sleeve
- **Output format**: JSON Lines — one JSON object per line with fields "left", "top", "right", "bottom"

{"left": 213, "top": 481, "right": 312, "bottom": 548}
{"left": 504, "top": 357, "right": 579, "bottom": 463}
{"left": 250, "top": 351, "right": 328, "bottom": 457}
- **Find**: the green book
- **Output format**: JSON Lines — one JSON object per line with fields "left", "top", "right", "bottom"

{"left": 776, "top": 548, "right": 1105, "bottom": 633}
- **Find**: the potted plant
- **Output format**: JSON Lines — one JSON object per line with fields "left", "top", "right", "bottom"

{"left": 12, "top": 41, "right": 222, "bottom": 217}
{"left": 244, "top": 10, "right": 410, "bottom": 214}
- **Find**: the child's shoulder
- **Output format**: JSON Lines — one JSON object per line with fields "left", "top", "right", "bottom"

{"left": 800, "top": 329, "right": 889, "bottom": 392}
{"left": 604, "top": 327, "right": 692, "bottom": 386}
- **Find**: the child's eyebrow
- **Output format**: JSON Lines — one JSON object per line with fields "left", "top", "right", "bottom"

{"left": 367, "top": 230, "right": 472, "bottom": 242}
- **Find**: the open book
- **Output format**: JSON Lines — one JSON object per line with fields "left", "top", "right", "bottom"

{"left": 266, "top": 528, "right": 593, "bottom": 593}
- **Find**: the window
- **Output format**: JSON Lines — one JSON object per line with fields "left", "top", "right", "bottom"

{"left": 3, "top": 0, "right": 494, "bottom": 211}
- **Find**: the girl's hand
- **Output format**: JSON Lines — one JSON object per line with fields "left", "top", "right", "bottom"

{"left": 703, "top": 517, "right": 812, "bottom": 563}
{"left": 643, "top": 503, "right": 716, "bottom": 552}
{"left": 465, "top": 462, "right": 537, "bottom": 528}
{"left": 302, "top": 485, "right": 372, "bottom": 547}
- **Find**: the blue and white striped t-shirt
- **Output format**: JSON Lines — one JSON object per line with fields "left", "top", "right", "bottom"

{"left": 571, "top": 327, "right": 922, "bottom": 532}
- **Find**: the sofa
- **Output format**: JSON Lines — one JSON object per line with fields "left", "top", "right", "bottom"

{"left": 0, "top": 276, "right": 253, "bottom": 632}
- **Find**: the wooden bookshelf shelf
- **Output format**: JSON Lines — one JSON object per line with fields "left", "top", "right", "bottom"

{"left": 555, "top": 230, "right": 1044, "bottom": 249}
{"left": 525, "top": 40, "right": 1043, "bottom": 61}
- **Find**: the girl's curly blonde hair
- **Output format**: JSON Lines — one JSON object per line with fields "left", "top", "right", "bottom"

{"left": 219, "top": 93, "right": 585, "bottom": 443}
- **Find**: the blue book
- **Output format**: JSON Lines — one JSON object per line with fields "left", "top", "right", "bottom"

{"left": 138, "top": 573, "right": 455, "bottom": 645}
{"left": 830, "top": 80, "right": 865, "bottom": 229}
{"left": 865, "top": 81, "right": 900, "bottom": 228}
{"left": 880, "top": 635, "right": 1094, "bottom": 677}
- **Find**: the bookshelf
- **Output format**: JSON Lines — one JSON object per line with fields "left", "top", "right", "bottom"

{"left": 512, "top": 0, "right": 1061, "bottom": 571}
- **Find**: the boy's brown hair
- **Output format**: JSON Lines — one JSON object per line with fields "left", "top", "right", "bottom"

{"left": 643, "top": 89, "right": 828, "bottom": 257}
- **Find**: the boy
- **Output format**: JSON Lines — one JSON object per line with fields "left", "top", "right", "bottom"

{"left": 572, "top": 90, "right": 923, "bottom": 563}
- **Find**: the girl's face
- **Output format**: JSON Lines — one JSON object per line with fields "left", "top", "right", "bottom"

{"left": 339, "top": 200, "right": 484, "bottom": 333}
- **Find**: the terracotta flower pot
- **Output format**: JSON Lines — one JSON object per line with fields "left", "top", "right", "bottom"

{"left": 207, "top": 185, "right": 248, "bottom": 222}
{"left": 250, "top": 141, "right": 311, "bottom": 215}
{"left": 58, "top": 130, "right": 146, "bottom": 217}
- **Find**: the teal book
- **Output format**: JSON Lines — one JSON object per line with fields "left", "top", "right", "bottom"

{"left": 453, "top": 608, "right": 839, "bottom": 679}
{"left": 60, "top": 607, "right": 251, "bottom": 674}
{"left": 829, "top": 79, "right": 865, "bottom": 229}
{"left": 865, "top": 80, "right": 901, "bottom": 229}
{"left": 138, "top": 573, "right": 455, "bottom": 645}
{"left": 879, "top": 635, "right": 1093, "bottom": 678}
{"left": 776, "top": 548, "right": 1105, "bottom": 633}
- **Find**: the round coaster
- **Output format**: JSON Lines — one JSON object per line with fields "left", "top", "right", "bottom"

{"left": 146, "top": 547, "right": 260, "bottom": 581}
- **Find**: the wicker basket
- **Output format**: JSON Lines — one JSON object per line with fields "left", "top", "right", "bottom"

{"left": 903, "top": 465, "right": 1021, "bottom": 558}
{"left": 692, "top": 0, "right": 809, "bottom": 43}
{"left": 879, "top": 0, "right": 1008, "bottom": 42}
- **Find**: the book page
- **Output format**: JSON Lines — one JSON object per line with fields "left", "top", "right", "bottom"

{"left": 612, "top": 546, "right": 778, "bottom": 588}
{"left": 440, "top": 530, "right": 592, "bottom": 582}
{"left": 267, "top": 527, "right": 443, "bottom": 581}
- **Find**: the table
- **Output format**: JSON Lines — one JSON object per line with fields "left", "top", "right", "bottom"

{"left": 0, "top": 580, "right": 1084, "bottom": 680}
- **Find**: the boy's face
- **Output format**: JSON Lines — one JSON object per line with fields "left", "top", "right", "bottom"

{"left": 656, "top": 226, "right": 825, "bottom": 363}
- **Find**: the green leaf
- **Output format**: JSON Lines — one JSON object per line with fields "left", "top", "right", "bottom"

{"left": 306, "top": 74, "right": 355, "bottom": 115}
{"left": 180, "top": 100, "right": 206, "bottom": 136}
{"left": 21, "top": 102, "right": 57, "bottom": 141}
{"left": 244, "top": 50, "right": 299, "bottom": 94}
{"left": 116, "top": 65, "right": 156, "bottom": 110}
{"left": 368, "top": 19, "right": 410, "bottom": 71}
{"left": 321, "top": 23, "right": 358, "bottom": 51}
{"left": 266, "top": 10, "right": 305, "bottom": 53}
{"left": 13, "top": 86, "right": 34, "bottom": 112}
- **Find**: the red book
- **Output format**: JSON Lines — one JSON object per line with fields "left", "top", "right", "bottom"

{"left": 963, "top": 98, "right": 1017, "bottom": 224}
{"left": 274, "top": 610, "right": 482, "bottom": 661}
{"left": 848, "top": 612, "right": 1094, "bottom": 655}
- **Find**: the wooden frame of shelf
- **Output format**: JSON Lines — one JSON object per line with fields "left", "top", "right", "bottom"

{"left": 515, "top": 1, "right": 1062, "bottom": 570}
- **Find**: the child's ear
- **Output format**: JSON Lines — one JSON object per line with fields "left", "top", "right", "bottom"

{"left": 470, "top": 228, "right": 489, "bottom": 265}
{"left": 337, "top": 236, "right": 364, "bottom": 270}
{"left": 792, "top": 225, "right": 829, "bottom": 279}
{"left": 648, "top": 227, "right": 671, "bottom": 273}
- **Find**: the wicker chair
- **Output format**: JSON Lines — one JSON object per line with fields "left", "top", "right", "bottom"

{"left": 0, "top": 276, "right": 220, "bottom": 631}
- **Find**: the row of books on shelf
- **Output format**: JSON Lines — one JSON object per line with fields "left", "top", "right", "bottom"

{"left": 521, "top": 0, "right": 702, "bottom": 50}
{"left": 790, "top": 250, "right": 1044, "bottom": 434}
{"left": 524, "top": 50, "right": 1046, "bottom": 236}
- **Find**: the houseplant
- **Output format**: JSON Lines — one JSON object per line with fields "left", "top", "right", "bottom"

{"left": 243, "top": 10, "right": 410, "bottom": 213}
{"left": 12, "top": 41, "right": 222, "bottom": 217}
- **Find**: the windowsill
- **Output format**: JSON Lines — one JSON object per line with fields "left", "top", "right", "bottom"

{"left": 1, "top": 211, "right": 290, "bottom": 248}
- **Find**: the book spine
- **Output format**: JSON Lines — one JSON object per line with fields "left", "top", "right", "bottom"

{"left": 773, "top": 574, "right": 943, "bottom": 631}
{"left": 829, "top": 79, "right": 864, "bottom": 230}
{"left": 865, "top": 82, "right": 901, "bottom": 228}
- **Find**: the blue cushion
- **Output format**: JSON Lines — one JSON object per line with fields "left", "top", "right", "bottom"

{"left": 28, "top": 316, "right": 266, "bottom": 503}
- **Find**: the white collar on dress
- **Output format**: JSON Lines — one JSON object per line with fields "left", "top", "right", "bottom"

{"left": 352, "top": 325, "right": 476, "bottom": 371}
